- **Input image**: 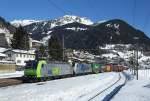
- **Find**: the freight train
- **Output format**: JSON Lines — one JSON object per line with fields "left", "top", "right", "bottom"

{"left": 23, "top": 60, "right": 127, "bottom": 82}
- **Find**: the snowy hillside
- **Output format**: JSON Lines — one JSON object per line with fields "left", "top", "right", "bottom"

{"left": 112, "top": 70, "right": 150, "bottom": 101}
{"left": 52, "top": 15, "right": 93, "bottom": 26}
{"left": 11, "top": 20, "right": 42, "bottom": 27}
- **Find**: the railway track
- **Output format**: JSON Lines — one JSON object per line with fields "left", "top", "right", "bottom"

{"left": 87, "top": 72, "right": 127, "bottom": 101}
{"left": 0, "top": 77, "right": 23, "bottom": 87}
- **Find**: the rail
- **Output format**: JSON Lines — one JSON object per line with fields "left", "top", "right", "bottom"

{"left": 88, "top": 72, "right": 127, "bottom": 101}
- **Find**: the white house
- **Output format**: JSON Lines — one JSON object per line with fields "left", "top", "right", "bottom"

{"left": 0, "top": 47, "right": 7, "bottom": 61}
{"left": 29, "top": 38, "right": 43, "bottom": 49}
{"left": 4, "top": 49, "right": 35, "bottom": 67}
{"left": 0, "top": 53, "right": 6, "bottom": 60}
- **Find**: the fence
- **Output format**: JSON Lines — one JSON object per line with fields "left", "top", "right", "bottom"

{"left": 138, "top": 69, "right": 150, "bottom": 79}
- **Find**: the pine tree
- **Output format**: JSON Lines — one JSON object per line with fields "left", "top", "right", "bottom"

{"left": 11, "top": 26, "right": 30, "bottom": 50}
{"left": 48, "top": 34, "right": 63, "bottom": 60}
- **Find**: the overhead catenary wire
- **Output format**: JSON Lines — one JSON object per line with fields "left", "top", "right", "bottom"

{"left": 46, "top": 0, "right": 86, "bottom": 23}
{"left": 47, "top": 0, "right": 72, "bottom": 15}
{"left": 46, "top": 0, "right": 77, "bottom": 60}
{"left": 132, "top": 0, "right": 137, "bottom": 26}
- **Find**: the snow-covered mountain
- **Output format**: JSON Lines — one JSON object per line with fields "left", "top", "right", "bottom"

{"left": 13, "top": 17, "right": 149, "bottom": 48}
{"left": 1, "top": 15, "right": 150, "bottom": 50}
{"left": 52, "top": 15, "right": 93, "bottom": 26}
{"left": 11, "top": 15, "right": 93, "bottom": 28}
{"left": 18, "top": 15, "right": 93, "bottom": 41}
{"left": 11, "top": 20, "right": 42, "bottom": 27}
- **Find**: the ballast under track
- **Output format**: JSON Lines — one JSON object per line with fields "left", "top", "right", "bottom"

{"left": 0, "top": 77, "right": 23, "bottom": 87}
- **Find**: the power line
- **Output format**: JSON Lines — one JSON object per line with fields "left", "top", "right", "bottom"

{"left": 47, "top": 0, "right": 71, "bottom": 15}
{"left": 46, "top": 0, "right": 79, "bottom": 24}
{"left": 132, "top": 0, "right": 137, "bottom": 26}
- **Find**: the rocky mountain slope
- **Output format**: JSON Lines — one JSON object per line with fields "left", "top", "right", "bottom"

{"left": 49, "top": 19, "right": 150, "bottom": 49}
{"left": 18, "top": 15, "right": 150, "bottom": 49}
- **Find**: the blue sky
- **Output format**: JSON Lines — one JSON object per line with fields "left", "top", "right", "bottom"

{"left": 1, "top": 0, "right": 150, "bottom": 37}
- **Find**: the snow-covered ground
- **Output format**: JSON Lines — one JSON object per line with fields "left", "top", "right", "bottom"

{"left": 1, "top": 69, "right": 150, "bottom": 101}
{"left": 0, "top": 72, "right": 120, "bottom": 101}
{"left": 111, "top": 70, "right": 150, "bottom": 101}
{"left": 0, "top": 71, "right": 24, "bottom": 78}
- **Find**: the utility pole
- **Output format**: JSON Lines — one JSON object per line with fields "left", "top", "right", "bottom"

{"left": 136, "top": 45, "right": 138, "bottom": 80}
{"left": 62, "top": 34, "right": 65, "bottom": 61}
{"left": 134, "top": 50, "right": 136, "bottom": 75}
{"left": 131, "top": 52, "right": 134, "bottom": 75}
{"left": 136, "top": 40, "right": 139, "bottom": 80}
{"left": 134, "top": 37, "right": 139, "bottom": 80}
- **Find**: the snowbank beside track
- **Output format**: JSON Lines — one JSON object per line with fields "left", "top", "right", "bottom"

{"left": 84, "top": 72, "right": 126, "bottom": 101}
{"left": 0, "top": 72, "right": 118, "bottom": 101}
{"left": 0, "top": 71, "right": 24, "bottom": 78}
{"left": 111, "top": 70, "right": 150, "bottom": 101}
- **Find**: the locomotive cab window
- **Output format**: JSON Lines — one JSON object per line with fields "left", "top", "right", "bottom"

{"left": 25, "top": 60, "right": 38, "bottom": 69}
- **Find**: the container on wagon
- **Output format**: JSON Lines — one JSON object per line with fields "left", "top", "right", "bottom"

{"left": 104, "top": 64, "right": 113, "bottom": 72}
{"left": 91, "top": 63, "right": 103, "bottom": 73}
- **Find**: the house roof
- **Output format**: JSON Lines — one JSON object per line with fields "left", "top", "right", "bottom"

{"left": 0, "top": 47, "right": 7, "bottom": 53}
{"left": 0, "top": 60, "right": 15, "bottom": 64}
{"left": 4, "top": 49, "right": 35, "bottom": 55}
{"left": 0, "top": 53, "right": 6, "bottom": 57}
{"left": 32, "top": 40, "right": 43, "bottom": 44}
